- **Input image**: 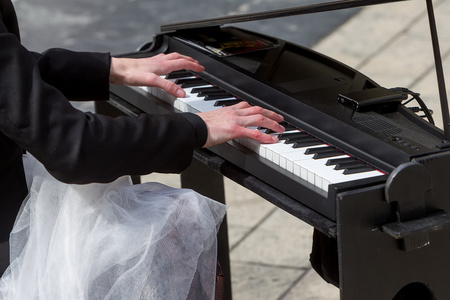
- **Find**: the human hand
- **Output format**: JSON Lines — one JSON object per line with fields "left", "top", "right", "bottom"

{"left": 196, "top": 102, "right": 285, "bottom": 148}
{"left": 109, "top": 53, "right": 205, "bottom": 97}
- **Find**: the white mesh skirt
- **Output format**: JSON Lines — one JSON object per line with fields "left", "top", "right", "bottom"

{"left": 0, "top": 155, "right": 227, "bottom": 300}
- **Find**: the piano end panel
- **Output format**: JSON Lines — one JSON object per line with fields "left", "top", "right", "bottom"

{"left": 414, "top": 151, "right": 450, "bottom": 213}
{"left": 336, "top": 184, "right": 450, "bottom": 299}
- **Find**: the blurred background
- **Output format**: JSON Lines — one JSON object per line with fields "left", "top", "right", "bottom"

{"left": 13, "top": 0, "right": 358, "bottom": 54}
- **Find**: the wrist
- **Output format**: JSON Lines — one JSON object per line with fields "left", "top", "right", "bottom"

{"left": 109, "top": 57, "right": 125, "bottom": 85}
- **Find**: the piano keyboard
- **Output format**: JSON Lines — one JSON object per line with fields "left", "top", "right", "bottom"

{"left": 140, "top": 71, "right": 385, "bottom": 194}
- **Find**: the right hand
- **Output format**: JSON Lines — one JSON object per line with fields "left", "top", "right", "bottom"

{"left": 196, "top": 102, "right": 285, "bottom": 148}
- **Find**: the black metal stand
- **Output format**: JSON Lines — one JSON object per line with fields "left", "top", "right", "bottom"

{"left": 425, "top": 0, "right": 450, "bottom": 140}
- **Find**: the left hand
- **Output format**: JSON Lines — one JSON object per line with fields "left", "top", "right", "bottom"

{"left": 109, "top": 53, "right": 205, "bottom": 97}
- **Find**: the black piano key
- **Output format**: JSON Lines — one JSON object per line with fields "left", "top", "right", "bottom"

{"left": 313, "top": 150, "right": 346, "bottom": 159}
{"left": 214, "top": 99, "right": 243, "bottom": 107}
{"left": 277, "top": 131, "right": 305, "bottom": 140}
{"left": 166, "top": 70, "right": 192, "bottom": 79}
{"left": 265, "top": 128, "right": 296, "bottom": 134}
{"left": 293, "top": 139, "right": 324, "bottom": 148}
{"left": 261, "top": 126, "right": 291, "bottom": 134}
{"left": 263, "top": 122, "right": 298, "bottom": 134}
{"left": 334, "top": 161, "right": 367, "bottom": 170}
{"left": 343, "top": 165, "right": 376, "bottom": 174}
{"left": 279, "top": 122, "right": 298, "bottom": 132}
{"left": 285, "top": 134, "right": 315, "bottom": 144}
{"left": 175, "top": 78, "right": 209, "bottom": 88}
{"left": 326, "top": 157, "right": 358, "bottom": 166}
{"left": 304, "top": 146, "right": 333, "bottom": 155}
{"left": 204, "top": 93, "right": 234, "bottom": 101}
{"left": 191, "top": 87, "right": 223, "bottom": 94}
{"left": 258, "top": 127, "right": 271, "bottom": 134}
{"left": 304, "top": 146, "right": 345, "bottom": 159}
{"left": 198, "top": 91, "right": 233, "bottom": 100}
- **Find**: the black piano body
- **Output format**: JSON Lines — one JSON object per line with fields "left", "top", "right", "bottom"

{"left": 97, "top": 1, "right": 450, "bottom": 299}
{"left": 107, "top": 23, "right": 447, "bottom": 219}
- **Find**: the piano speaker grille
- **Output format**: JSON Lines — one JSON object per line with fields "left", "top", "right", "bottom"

{"left": 353, "top": 114, "right": 401, "bottom": 135}
{"left": 353, "top": 112, "right": 441, "bottom": 148}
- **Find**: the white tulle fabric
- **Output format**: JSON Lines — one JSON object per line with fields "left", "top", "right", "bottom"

{"left": 0, "top": 155, "right": 227, "bottom": 300}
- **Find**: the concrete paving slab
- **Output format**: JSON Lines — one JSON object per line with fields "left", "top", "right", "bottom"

{"left": 230, "top": 262, "right": 308, "bottom": 300}
{"left": 282, "top": 268, "right": 340, "bottom": 300}
{"left": 312, "top": 1, "right": 427, "bottom": 69}
{"left": 230, "top": 208, "right": 314, "bottom": 268}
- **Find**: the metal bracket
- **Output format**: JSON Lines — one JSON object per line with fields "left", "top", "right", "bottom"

{"left": 382, "top": 211, "right": 450, "bottom": 251}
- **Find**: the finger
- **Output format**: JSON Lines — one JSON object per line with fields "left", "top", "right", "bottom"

{"left": 164, "top": 58, "right": 205, "bottom": 74}
{"left": 235, "top": 105, "right": 283, "bottom": 121}
{"left": 151, "top": 76, "right": 186, "bottom": 97}
{"left": 223, "top": 103, "right": 284, "bottom": 132}
{"left": 148, "top": 53, "right": 205, "bottom": 74}
{"left": 239, "top": 127, "right": 280, "bottom": 144}
{"left": 227, "top": 103, "right": 284, "bottom": 124}
{"left": 163, "top": 52, "right": 201, "bottom": 63}
{"left": 228, "top": 101, "right": 252, "bottom": 110}
{"left": 237, "top": 114, "right": 285, "bottom": 133}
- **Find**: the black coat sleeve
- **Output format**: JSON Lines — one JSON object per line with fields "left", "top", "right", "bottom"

{"left": 0, "top": 23, "right": 208, "bottom": 184}
{"left": 31, "top": 48, "right": 112, "bottom": 101}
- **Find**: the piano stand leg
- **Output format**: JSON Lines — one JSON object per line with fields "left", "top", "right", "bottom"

{"left": 181, "top": 158, "right": 232, "bottom": 300}
{"left": 310, "top": 229, "right": 339, "bottom": 287}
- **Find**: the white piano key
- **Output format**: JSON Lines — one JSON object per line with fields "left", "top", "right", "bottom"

{"left": 278, "top": 145, "right": 329, "bottom": 172}
{"left": 295, "top": 155, "right": 349, "bottom": 190}
{"left": 297, "top": 156, "right": 384, "bottom": 191}
{"left": 266, "top": 139, "right": 320, "bottom": 165}
{"left": 331, "top": 169, "right": 385, "bottom": 184}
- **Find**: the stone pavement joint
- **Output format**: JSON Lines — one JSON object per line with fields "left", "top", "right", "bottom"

{"left": 229, "top": 207, "right": 278, "bottom": 252}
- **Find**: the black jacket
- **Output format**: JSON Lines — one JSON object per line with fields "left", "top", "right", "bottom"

{"left": 0, "top": 0, "right": 207, "bottom": 242}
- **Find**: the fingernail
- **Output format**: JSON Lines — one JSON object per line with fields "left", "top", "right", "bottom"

{"left": 271, "top": 136, "right": 279, "bottom": 143}
{"left": 176, "top": 89, "right": 185, "bottom": 98}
